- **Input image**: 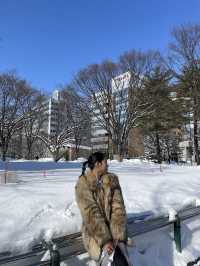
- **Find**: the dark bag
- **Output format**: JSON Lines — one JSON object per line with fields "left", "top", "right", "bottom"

{"left": 111, "top": 246, "right": 129, "bottom": 266}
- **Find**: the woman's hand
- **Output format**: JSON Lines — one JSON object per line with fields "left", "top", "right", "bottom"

{"left": 103, "top": 241, "right": 114, "bottom": 254}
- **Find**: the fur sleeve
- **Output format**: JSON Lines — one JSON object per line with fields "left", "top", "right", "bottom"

{"left": 110, "top": 174, "right": 127, "bottom": 242}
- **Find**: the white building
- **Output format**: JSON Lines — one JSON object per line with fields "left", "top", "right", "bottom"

{"left": 41, "top": 90, "right": 64, "bottom": 137}
{"left": 178, "top": 121, "right": 200, "bottom": 162}
{"left": 91, "top": 98, "right": 109, "bottom": 152}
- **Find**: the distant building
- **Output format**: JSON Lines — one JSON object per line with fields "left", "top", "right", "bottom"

{"left": 91, "top": 107, "right": 109, "bottom": 152}
{"left": 41, "top": 90, "right": 91, "bottom": 159}
{"left": 169, "top": 86, "right": 200, "bottom": 162}
{"left": 178, "top": 120, "right": 199, "bottom": 162}
{"left": 40, "top": 90, "right": 65, "bottom": 137}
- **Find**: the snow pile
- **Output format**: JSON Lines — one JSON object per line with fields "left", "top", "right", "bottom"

{"left": 71, "top": 157, "right": 87, "bottom": 163}
{"left": 38, "top": 157, "right": 54, "bottom": 162}
{"left": 1, "top": 160, "right": 200, "bottom": 265}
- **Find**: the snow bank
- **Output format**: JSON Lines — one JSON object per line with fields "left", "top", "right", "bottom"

{"left": 1, "top": 160, "right": 200, "bottom": 265}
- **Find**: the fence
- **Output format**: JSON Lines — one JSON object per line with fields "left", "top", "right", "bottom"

{"left": 0, "top": 168, "right": 77, "bottom": 184}
{"left": 0, "top": 204, "right": 200, "bottom": 266}
{"left": 0, "top": 171, "right": 17, "bottom": 184}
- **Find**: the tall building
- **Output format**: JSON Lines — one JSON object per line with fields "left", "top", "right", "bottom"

{"left": 91, "top": 89, "right": 110, "bottom": 152}
{"left": 40, "top": 90, "right": 64, "bottom": 137}
{"left": 91, "top": 72, "right": 144, "bottom": 158}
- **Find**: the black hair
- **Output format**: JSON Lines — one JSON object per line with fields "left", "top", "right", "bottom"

{"left": 81, "top": 152, "right": 105, "bottom": 175}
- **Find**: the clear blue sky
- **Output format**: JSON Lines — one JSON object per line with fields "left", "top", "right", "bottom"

{"left": 0, "top": 0, "right": 199, "bottom": 92}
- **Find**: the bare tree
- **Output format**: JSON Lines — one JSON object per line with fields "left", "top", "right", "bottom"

{"left": 168, "top": 23, "right": 200, "bottom": 165}
{"left": 35, "top": 91, "right": 81, "bottom": 162}
{"left": 0, "top": 73, "right": 31, "bottom": 161}
{"left": 74, "top": 51, "right": 161, "bottom": 160}
{"left": 61, "top": 87, "right": 91, "bottom": 159}
{"left": 21, "top": 89, "right": 46, "bottom": 160}
{"left": 37, "top": 128, "right": 74, "bottom": 162}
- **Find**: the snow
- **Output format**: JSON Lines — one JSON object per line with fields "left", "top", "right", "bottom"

{"left": 1, "top": 160, "right": 200, "bottom": 265}
{"left": 168, "top": 208, "right": 177, "bottom": 222}
{"left": 66, "top": 143, "right": 92, "bottom": 150}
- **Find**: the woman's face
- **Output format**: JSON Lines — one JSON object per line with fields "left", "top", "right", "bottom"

{"left": 95, "top": 159, "right": 108, "bottom": 175}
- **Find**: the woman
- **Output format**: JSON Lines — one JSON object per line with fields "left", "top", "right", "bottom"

{"left": 75, "top": 152, "right": 131, "bottom": 265}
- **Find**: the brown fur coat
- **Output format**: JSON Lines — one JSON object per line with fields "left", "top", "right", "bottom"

{"left": 75, "top": 171, "right": 127, "bottom": 261}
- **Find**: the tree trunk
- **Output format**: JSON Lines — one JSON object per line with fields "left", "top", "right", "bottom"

{"left": 117, "top": 143, "right": 125, "bottom": 162}
{"left": 26, "top": 139, "right": 33, "bottom": 160}
{"left": 112, "top": 141, "right": 122, "bottom": 162}
{"left": 74, "top": 145, "right": 79, "bottom": 160}
{"left": 193, "top": 118, "right": 200, "bottom": 165}
{"left": 1, "top": 141, "right": 8, "bottom": 161}
{"left": 155, "top": 132, "right": 162, "bottom": 164}
{"left": 166, "top": 141, "right": 170, "bottom": 164}
{"left": 52, "top": 148, "right": 65, "bottom": 162}
{"left": 52, "top": 150, "right": 60, "bottom": 162}
{"left": 2, "top": 151, "right": 6, "bottom": 161}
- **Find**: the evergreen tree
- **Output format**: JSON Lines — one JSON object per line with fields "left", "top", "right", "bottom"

{"left": 142, "top": 67, "right": 184, "bottom": 163}
{"left": 169, "top": 23, "right": 200, "bottom": 164}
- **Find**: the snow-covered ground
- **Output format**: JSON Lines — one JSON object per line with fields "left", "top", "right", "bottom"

{"left": 1, "top": 159, "right": 200, "bottom": 265}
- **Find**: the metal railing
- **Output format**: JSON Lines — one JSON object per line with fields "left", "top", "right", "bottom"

{"left": 1, "top": 204, "right": 200, "bottom": 266}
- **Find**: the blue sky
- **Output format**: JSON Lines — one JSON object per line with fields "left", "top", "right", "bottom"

{"left": 0, "top": 0, "right": 199, "bottom": 92}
